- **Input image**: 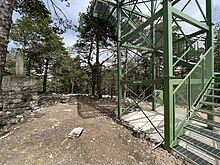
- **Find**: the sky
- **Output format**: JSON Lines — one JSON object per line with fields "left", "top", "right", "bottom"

{"left": 59, "top": 0, "right": 220, "bottom": 47}
{"left": 10, "top": 0, "right": 220, "bottom": 48}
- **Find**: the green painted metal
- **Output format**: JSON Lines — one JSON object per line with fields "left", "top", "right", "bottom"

{"left": 117, "top": 0, "right": 122, "bottom": 118}
{"left": 151, "top": 0, "right": 156, "bottom": 111}
{"left": 206, "top": 0, "right": 214, "bottom": 128}
{"left": 121, "top": 9, "right": 163, "bottom": 44}
{"left": 122, "top": 79, "right": 164, "bottom": 85}
{"left": 172, "top": 7, "right": 209, "bottom": 31}
{"left": 163, "top": 0, "right": 174, "bottom": 151}
{"left": 91, "top": 0, "right": 214, "bottom": 153}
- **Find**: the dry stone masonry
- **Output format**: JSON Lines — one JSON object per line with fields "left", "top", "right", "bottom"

{"left": 0, "top": 76, "right": 37, "bottom": 126}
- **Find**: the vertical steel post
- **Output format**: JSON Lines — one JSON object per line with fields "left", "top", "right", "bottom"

{"left": 151, "top": 0, "right": 156, "bottom": 111}
{"left": 163, "top": 0, "right": 175, "bottom": 151}
{"left": 206, "top": 0, "right": 214, "bottom": 126}
{"left": 206, "top": 0, "right": 214, "bottom": 77}
{"left": 117, "top": 0, "right": 123, "bottom": 118}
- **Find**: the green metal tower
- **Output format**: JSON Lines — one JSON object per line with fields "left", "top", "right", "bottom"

{"left": 92, "top": 0, "right": 219, "bottom": 164}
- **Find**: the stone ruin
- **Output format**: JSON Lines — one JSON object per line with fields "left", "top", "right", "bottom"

{"left": 0, "top": 52, "right": 37, "bottom": 126}
{"left": 0, "top": 76, "right": 37, "bottom": 126}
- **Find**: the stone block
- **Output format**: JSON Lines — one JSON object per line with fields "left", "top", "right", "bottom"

{"left": 68, "top": 127, "right": 84, "bottom": 138}
{"left": 2, "top": 76, "right": 36, "bottom": 88}
{"left": 14, "top": 108, "right": 25, "bottom": 115}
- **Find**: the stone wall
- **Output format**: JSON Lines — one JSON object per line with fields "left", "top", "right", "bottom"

{"left": 0, "top": 76, "right": 37, "bottom": 126}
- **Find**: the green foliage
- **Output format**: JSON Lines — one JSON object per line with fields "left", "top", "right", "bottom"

{"left": 9, "top": 3, "right": 69, "bottom": 93}
{"left": 75, "top": 7, "right": 116, "bottom": 98}
{"left": 14, "top": 0, "right": 74, "bottom": 34}
{"left": 14, "top": 0, "right": 51, "bottom": 18}
{"left": 50, "top": 54, "right": 88, "bottom": 93}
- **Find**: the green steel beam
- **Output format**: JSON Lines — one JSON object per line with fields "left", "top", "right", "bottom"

{"left": 122, "top": 43, "right": 154, "bottom": 51}
{"left": 163, "top": 0, "right": 174, "bottom": 151}
{"left": 206, "top": 0, "right": 214, "bottom": 127}
{"left": 121, "top": 11, "right": 152, "bottom": 46}
{"left": 172, "top": 0, "right": 180, "bottom": 6}
{"left": 173, "top": 47, "right": 190, "bottom": 67}
{"left": 155, "top": 50, "right": 194, "bottom": 69}
{"left": 173, "top": 47, "right": 212, "bottom": 94}
{"left": 121, "top": 9, "right": 163, "bottom": 44}
{"left": 172, "top": 7, "right": 209, "bottom": 31}
{"left": 151, "top": 0, "right": 156, "bottom": 111}
{"left": 122, "top": 6, "right": 150, "bottom": 19}
{"left": 117, "top": 1, "right": 122, "bottom": 119}
{"left": 96, "top": 0, "right": 151, "bottom": 19}
{"left": 122, "top": 79, "right": 164, "bottom": 85}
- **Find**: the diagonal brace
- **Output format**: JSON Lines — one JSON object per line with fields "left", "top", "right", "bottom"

{"left": 172, "top": 7, "right": 209, "bottom": 31}
{"left": 121, "top": 9, "right": 163, "bottom": 44}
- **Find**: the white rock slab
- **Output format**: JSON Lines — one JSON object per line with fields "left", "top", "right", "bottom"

{"left": 68, "top": 127, "right": 84, "bottom": 138}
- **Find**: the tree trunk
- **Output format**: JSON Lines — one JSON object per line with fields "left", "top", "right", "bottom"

{"left": 97, "top": 65, "right": 102, "bottom": 99}
{"left": 91, "top": 67, "right": 96, "bottom": 96}
{"left": 95, "top": 37, "right": 102, "bottom": 99}
{"left": 71, "top": 80, "right": 74, "bottom": 94}
{"left": 43, "top": 59, "right": 49, "bottom": 93}
{"left": 0, "top": 0, "right": 16, "bottom": 92}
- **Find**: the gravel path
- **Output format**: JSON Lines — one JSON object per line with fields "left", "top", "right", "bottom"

{"left": 0, "top": 101, "right": 189, "bottom": 165}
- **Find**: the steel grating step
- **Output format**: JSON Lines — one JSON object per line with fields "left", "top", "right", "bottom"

{"left": 191, "top": 117, "right": 220, "bottom": 128}
{"left": 185, "top": 125, "right": 220, "bottom": 142}
{"left": 201, "top": 101, "right": 220, "bottom": 107}
{"left": 209, "top": 88, "right": 220, "bottom": 91}
{"left": 205, "top": 95, "right": 220, "bottom": 99}
{"left": 172, "top": 145, "right": 212, "bottom": 165}
{"left": 179, "top": 135, "right": 220, "bottom": 160}
{"left": 196, "top": 108, "right": 220, "bottom": 117}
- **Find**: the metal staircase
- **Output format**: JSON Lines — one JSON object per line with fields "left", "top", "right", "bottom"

{"left": 91, "top": 0, "right": 217, "bottom": 164}
{"left": 172, "top": 81, "right": 220, "bottom": 165}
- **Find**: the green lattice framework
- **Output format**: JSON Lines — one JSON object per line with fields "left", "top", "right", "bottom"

{"left": 91, "top": 0, "right": 214, "bottom": 151}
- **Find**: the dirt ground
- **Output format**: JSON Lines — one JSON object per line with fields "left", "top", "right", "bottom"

{"left": 0, "top": 97, "right": 188, "bottom": 165}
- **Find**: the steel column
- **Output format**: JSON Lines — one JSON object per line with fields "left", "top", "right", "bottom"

{"left": 163, "top": 0, "right": 175, "bottom": 151}
{"left": 151, "top": 0, "right": 156, "bottom": 111}
{"left": 206, "top": 0, "right": 214, "bottom": 126}
{"left": 117, "top": 0, "right": 122, "bottom": 118}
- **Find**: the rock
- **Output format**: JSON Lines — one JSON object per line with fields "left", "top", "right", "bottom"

{"left": 49, "top": 154, "right": 53, "bottom": 159}
{"left": 16, "top": 115, "right": 23, "bottom": 118}
{"left": 68, "top": 127, "right": 84, "bottom": 139}
{"left": 12, "top": 99, "right": 22, "bottom": 104}
{"left": 5, "top": 111, "right": 13, "bottom": 117}
{"left": 9, "top": 118, "right": 19, "bottom": 124}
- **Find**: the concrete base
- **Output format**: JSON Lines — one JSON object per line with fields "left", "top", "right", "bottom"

{"left": 121, "top": 107, "right": 220, "bottom": 164}
{"left": 121, "top": 107, "right": 184, "bottom": 143}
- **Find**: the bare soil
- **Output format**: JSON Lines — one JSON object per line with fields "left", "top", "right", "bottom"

{"left": 0, "top": 97, "right": 188, "bottom": 165}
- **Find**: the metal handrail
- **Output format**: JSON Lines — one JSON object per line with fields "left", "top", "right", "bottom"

{"left": 173, "top": 47, "right": 212, "bottom": 94}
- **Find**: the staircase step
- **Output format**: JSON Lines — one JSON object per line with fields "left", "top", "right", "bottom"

{"left": 205, "top": 95, "right": 220, "bottom": 99}
{"left": 201, "top": 101, "right": 220, "bottom": 107}
{"left": 196, "top": 108, "right": 220, "bottom": 117}
{"left": 172, "top": 145, "right": 212, "bottom": 165}
{"left": 209, "top": 88, "right": 220, "bottom": 91}
{"left": 185, "top": 125, "right": 220, "bottom": 142}
{"left": 179, "top": 135, "right": 220, "bottom": 160}
{"left": 191, "top": 117, "right": 220, "bottom": 128}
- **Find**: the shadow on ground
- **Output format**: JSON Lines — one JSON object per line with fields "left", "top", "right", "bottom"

{"left": 76, "top": 95, "right": 117, "bottom": 119}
